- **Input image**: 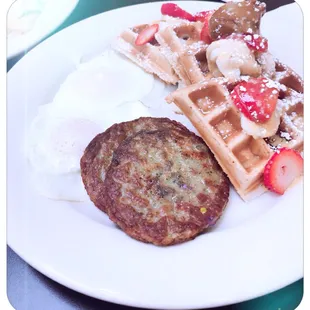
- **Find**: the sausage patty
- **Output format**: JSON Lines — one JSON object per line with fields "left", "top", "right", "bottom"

{"left": 80, "top": 117, "right": 189, "bottom": 212}
{"left": 104, "top": 129, "right": 230, "bottom": 246}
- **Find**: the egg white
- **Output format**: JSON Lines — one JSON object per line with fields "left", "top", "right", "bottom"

{"left": 30, "top": 170, "right": 89, "bottom": 202}
{"left": 52, "top": 50, "right": 155, "bottom": 117}
{"left": 27, "top": 100, "right": 152, "bottom": 201}
{"left": 26, "top": 48, "right": 162, "bottom": 202}
{"left": 26, "top": 107, "right": 104, "bottom": 175}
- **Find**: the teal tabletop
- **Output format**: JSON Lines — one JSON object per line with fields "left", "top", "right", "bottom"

{"left": 7, "top": 1, "right": 303, "bottom": 309}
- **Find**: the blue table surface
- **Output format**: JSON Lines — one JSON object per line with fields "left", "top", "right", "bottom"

{"left": 7, "top": 1, "right": 303, "bottom": 309}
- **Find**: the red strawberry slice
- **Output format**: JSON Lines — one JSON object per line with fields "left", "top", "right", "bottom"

{"left": 200, "top": 21, "right": 212, "bottom": 44}
{"left": 228, "top": 33, "right": 268, "bottom": 52}
{"left": 161, "top": 3, "right": 195, "bottom": 21}
{"left": 231, "top": 78, "right": 279, "bottom": 123}
{"left": 199, "top": 10, "right": 215, "bottom": 43}
{"left": 264, "top": 148, "right": 303, "bottom": 195}
{"left": 243, "top": 33, "right": 268, "bottom": 52}
{"left": 135, "top": 24, "right": 159, "bottom": 46}
{"left": 194, "top": 9, "right": 215, "bottom": 22}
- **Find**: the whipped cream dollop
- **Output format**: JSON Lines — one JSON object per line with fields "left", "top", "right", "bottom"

{"left": 207, "top": 38, "right": 261, "bottom": 82}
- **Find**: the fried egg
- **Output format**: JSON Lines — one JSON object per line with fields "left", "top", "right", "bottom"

{"left": 26, "top": 113, "right": 101, "bottom": 201}
{"left": 30, "top": 171, "right": 90, "bottom": 202}
{"left": 27, "top": 107, "right": 104, "bottom": 175}
{"left": 26, "top": 49, "right": 157, "bottom": 202}
{"left": 27, "top": 101, "right": 151, "bottom": 201}
{"left": 52, "top": 50, "right": 155, "bottom": 118}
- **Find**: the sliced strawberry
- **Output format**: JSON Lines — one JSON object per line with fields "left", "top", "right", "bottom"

{"left": 161, "top": 3, "right": 195, "bottom": 21}
{"left": 200, "top": 21, "right": 212, "bottom": 43}
{"left": 199, "top": 10, "right": 214, "bottom": 43}
{"left": 135, "top": 24, "right": 159, "bottom": 46}
{"left": 228, "top": 33, "right": 268, "bottom": 52}
{"left": 243, "top": 33, "right": 268, "bottom": 52}
{"left": 264, "top": 148, "right": 303, "bottom": 195}
{"left": 194, "top": 9, "right": 215, "bottom": 22}
{"left": 231, "top": 78, "right": 279, "bottom": 123}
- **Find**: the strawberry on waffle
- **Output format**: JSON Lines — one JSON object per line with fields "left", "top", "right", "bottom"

{"left": 113, "top": 0, "right": 303, "bottom": 200}
{"left": 167, "top": 69, "right": 303, "bottom": 200}
{"left": 113, "top": 22, "right": 179, "bottom": 85}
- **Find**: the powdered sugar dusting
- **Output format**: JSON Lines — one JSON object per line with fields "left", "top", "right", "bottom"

{"left": 280, "top": 131, "right": 292, "bottom": 141}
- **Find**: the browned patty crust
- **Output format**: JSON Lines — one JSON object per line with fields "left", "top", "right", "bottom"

{"left": 104, "top": 129, "right": 230, "bottom": 246}
{"left": 80, "top": 117, "right": 189, "bottom": 212}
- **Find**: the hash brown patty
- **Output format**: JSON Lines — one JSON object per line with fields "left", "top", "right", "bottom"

{"left": 104, "top": 129, "right": 230, "bottom": 246}
{"left": 80, "top": 117, "right": 189, "bottom": 212}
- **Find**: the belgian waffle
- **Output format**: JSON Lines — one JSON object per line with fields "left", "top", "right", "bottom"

{"left": 113, "top": 23, "right": 179, "bottom": 85}
{"left": 155, "top": 20, "right": 211, "bottom": 86}
{"left": 265, "top": 60, "right": 304, "bottom": 152}
{"left": 166, "top": 63, "right": 303, "bottom": 200}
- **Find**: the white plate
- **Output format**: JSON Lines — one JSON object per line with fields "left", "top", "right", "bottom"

{"left": 7, "top": 0, "right": 79, "bottom": 59}
{"left": 7, "top": 2, "right": 303, "bottom": 309}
